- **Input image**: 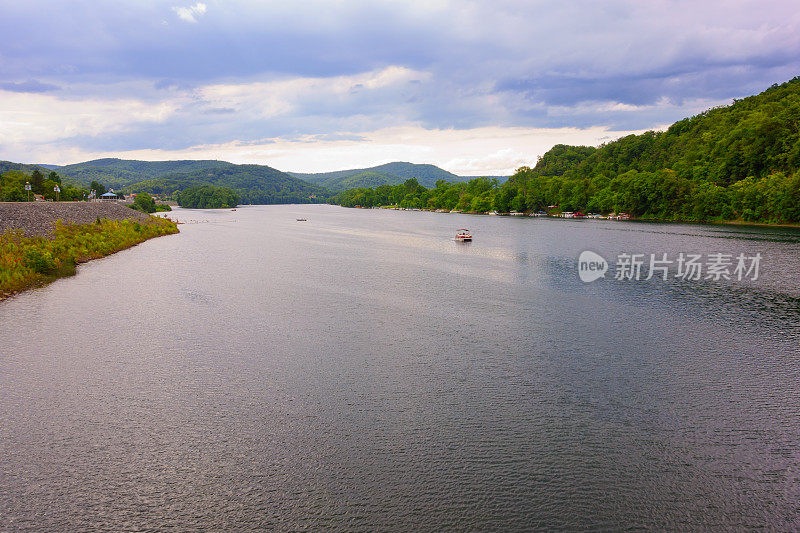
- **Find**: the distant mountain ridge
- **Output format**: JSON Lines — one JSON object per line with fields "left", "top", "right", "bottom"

{"left": 53, "top": 158, "right": 235, "bottom": 189}
{"left": 0, "top": 161, "right": 54, "bottom": 176}
{"left": 290, "top": 161, "right": 488, "bottom": 190}
{"left": 48, "top": 158, "right": 324, "bottom": 204}
{"left": 7, "top": 158, "right": 509, "bottom": 203}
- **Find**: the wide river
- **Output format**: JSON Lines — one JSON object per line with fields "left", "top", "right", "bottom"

{"left": 2, "top": 205, "right": 799, "bottom": 531}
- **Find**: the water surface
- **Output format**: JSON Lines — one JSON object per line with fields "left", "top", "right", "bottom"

{"left": 2, "top": 205, "right": 799, "bottom": 530}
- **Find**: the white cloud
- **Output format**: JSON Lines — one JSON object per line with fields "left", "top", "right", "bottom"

{"left": 172, "top": 2, "right": 207, "bottom": 23}
{"left": 196, "top": 66, "right": 430, "bottom": 120}
{"left": 0, "top": 89, "right": 183, "bottom": 146}
{"left": 0, "top": 63, "right": 706, "bottom": 174}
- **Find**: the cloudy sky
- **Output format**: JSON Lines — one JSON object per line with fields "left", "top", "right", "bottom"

{"left": 1, "top": 0, "right": 798, "bottom": 175}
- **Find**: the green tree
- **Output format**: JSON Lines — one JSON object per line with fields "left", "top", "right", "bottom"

{"left": 471, "top": 193, "right": 493, "bottom": 213}
{"left": 176, "top": 185, "right": 239, "bottom": 208}
{"left": 90, "top": 181, "right": 108, "bottom": 196}
{"left": 30, "top": 169, "right": 45, "bottom": 194}
{"left": 132, "top": 193, "right": 157, "bottom": 213}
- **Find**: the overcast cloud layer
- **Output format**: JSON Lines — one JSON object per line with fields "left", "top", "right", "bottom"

{"left": 1, "top": 0, "right": 798, "bottom": 174}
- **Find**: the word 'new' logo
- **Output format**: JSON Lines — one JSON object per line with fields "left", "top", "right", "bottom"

{"left": 578, "top": 251, "right": 608, "bottom": 282}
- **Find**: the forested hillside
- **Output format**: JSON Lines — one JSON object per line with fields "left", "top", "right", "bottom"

{"left": 335, "top": 77, "right": 800, "bottom": 223}
{"left": 292, "top": 162, "right": 471, "bottom": 190}
{"left": 503, "top": 77, "right": 800, "bottom": 222}
{"left": 0, "top": 161, "right": 55, "bottom": 176}
{"left": 54, "top": 159, "right": 233, "bottom": 188}
{"left": 50, "top": 159, "right": 325, "bottom": 204}
{"left": 126, "top": 165, "right": 325, "bottom": 204}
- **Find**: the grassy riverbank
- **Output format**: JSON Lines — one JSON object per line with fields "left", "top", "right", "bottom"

{"left": 1, "top": 217, "right": 178, "bottom": 300}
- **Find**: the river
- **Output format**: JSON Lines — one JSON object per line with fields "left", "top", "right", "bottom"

{"left": 2, "top": 205, "right": 799, "bottom": 530}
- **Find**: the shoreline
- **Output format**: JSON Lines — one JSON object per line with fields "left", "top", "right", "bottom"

{"left": 341, "top": 205, "right": 800, "bottom": 229}
{"left": 1, "top": 206, "right": 178, "bottom": 302}
{"left": 0, "top": 201, "right": 153, "bottom": 237}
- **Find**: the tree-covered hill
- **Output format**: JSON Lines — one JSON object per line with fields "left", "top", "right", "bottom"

{"left": 52, "top": 158, "right": 233, "bottom": 190}
{"left": 333, "top": 77, "right": 800, "bottom": 224}
{"left": 291, "top": 161, "right": 479, "bottom": 190}
{"left": 126, "top": 165, "right": 326, "bottom": 204}
{"left": 47, "top": 159, "right": 326, "bottom": 204}
{"left": 0, "top": 161, "right": 55, "bottom": 177}
{"left": 522, "top": 77, "right": 800, "bottom": 186}
{"left": 499, "top": 76, "right": 800, "bottom": 222}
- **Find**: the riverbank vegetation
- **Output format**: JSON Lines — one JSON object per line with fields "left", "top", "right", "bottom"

{"left": 176, "top": 185, "right": 239, "bottom": 208}
{"left": 128, "top": 192, "right": 172, "bottom": 213}
{"left": 333, "top": 77, "right": 800, "bottom": 224}
{"left": 1, "top": 168, "right": 88, "bottom": 201}
{"left": 0, "top": 217, "right": 178, "bottom": 299}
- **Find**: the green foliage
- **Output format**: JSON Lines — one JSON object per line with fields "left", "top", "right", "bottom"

{"left": 52, "top": 158, "right": 325, "bottom": 204}
{"left": 332, "top": 77, "right": 800, "bottom": 224}
{"left": 292, "top": 162, "right": 478, "bottom": 191}
{"left": 333, "top": 176, "right": 502, "bottom": 212}
{"left": 176, "top": 185, "right": 240, "bottom": 208}
{"left": 30, "top": 169, "right": 45, "bottom": 194}
{"left": 0, "top": 169, "right": 87, "bottom": 202}
{"left": 1, "top": 170, "right": 30, "bottom": 201}
{"left": 55, "top": 158, "right": 233, "bottom": 190}
{"left": 90, "top": 180, "right": 108, "bottom": 196}
{"left": 1, "top": 218, "right": 178, "bottom": 295}
{"left": 23, "top": 248, "right": 58, "bottom": 273}
{"left": 131, "top": 192, "right": 157, "bottom": 213}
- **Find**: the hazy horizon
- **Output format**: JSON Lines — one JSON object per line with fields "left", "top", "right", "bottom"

{"left": 2, "top": 1, "right": 798, "bottom": 174}
{"left": 34, "top": 156, "right": 516, "bottom": 178}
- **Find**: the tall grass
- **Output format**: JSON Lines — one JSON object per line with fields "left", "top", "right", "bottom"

{"left": 0, "top": 217, "right": 178, "bottom": 296}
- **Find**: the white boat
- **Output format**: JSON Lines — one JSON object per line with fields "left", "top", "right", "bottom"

{"left": 455, "top": 229, "right": 472, "bottom": 242}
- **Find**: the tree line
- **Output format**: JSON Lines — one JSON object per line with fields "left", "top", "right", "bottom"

{"left": 0, "top": 169, "right": 89, "bottom": 202}
{"left": 333, "top": 77, "right": 800, "bottom": 224}
{"left": 331, "top": 168, "right": 799, "bottom": 224}
{"left": 176, "top": 185, "right": 239, "bottom": 208}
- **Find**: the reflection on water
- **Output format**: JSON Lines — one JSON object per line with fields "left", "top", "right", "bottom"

{"left": 2, "top": 205, "right": 799, "bottom": 531}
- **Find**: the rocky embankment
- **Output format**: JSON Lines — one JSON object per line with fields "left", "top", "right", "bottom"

{"left": 0, "top": 202, "right": 152, "bottom": 237}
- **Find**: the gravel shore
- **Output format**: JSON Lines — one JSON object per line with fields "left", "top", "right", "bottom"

{"left": 0, "top": 201, "right": 153, "bottom": 237}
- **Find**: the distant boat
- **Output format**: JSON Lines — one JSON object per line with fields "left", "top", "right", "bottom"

{"left": 296, "top": 218, "right": 307, "bottom": 221}
{"left": 455, "top": 229, "right": 472, "bottom": 242}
